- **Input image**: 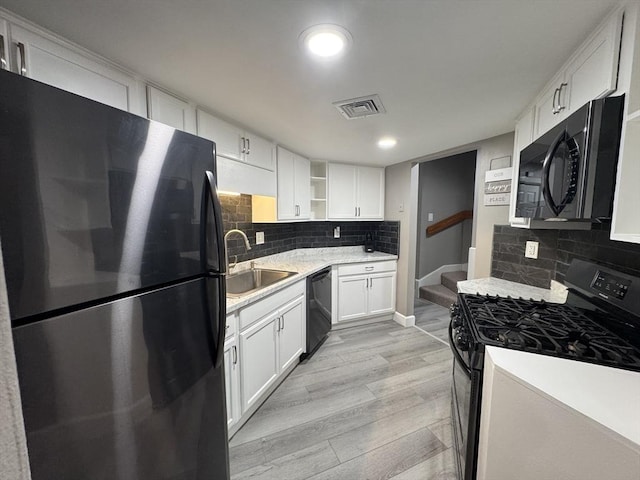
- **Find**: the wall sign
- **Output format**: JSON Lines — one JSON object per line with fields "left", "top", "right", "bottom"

{"left": 484, "top": 161, "right": 512, "bottom": 206}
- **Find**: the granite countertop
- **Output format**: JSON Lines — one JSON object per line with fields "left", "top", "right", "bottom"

{"left": 225, "top": 246, "right": 397, "bottom": 313}
{"left": 457, "top": 277, "right": 568, "bottom": 304}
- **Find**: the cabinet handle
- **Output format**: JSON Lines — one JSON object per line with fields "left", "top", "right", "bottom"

{"left": 557, "top": 83, "right": 568, "bottom": 113}
{"left": 0, "top": 34, "right": 7, "bottom": 70}
{"left": 241, "top": 137, "right": 246, "bottom": 154}
{"left": 369, "top": 278, "right": 373, "bottom": 289}
{"left": 365, "top": 266, "right": 374, "bottom": 271}
{"left": 355, "top": 207, "right": 358, "bottom": 217}
{"left": 358, "top": 207, "right": 361, "bottom": 217}
{"left": 281, "top": 316, "right": 285, "bottom": 330}
{"left": 552, "top": 88, "right": 559, "bottom": 115}
{"left": 246, "top": 137, "right": 250, "bottom": 155}
{"left": 17, "top": 42, "right": 27, "bottom": 76}
{"left": 232, "top": 345, "right": 238, "bottom": 364}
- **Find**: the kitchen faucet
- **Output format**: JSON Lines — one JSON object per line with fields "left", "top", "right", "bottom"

{"left": 224, "top": 229, "right": 251, "bottom": 273}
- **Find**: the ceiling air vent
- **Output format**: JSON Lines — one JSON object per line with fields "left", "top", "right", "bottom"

{"left": 333, "top": 94, "right": 386, "bottom": 119}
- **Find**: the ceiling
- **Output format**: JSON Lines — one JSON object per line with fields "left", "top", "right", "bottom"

{"left": 0, "top": 0, "right": 621, "bottom": 166}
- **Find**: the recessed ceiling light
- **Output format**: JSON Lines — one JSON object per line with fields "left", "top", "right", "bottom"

{"left": 300, "top": 24, "right": 352, "bottom": 58}
{"left": 377, "top": 137, "right": 397, "bottom": 149}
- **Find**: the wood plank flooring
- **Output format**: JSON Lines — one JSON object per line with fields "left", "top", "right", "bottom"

{"left": 229, "top": 300, "right": 456, "bottom": 480}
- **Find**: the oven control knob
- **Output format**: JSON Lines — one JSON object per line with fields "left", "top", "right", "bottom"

{"left": 454, "top": 330, "right": 470, "bottom": 351}
{"left": 451, "top": 315, "right": 463, "bottom": 329}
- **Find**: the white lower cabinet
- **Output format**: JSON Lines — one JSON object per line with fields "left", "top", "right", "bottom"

{"left": 336, "top": 261, "right": 396, "bottom": 323}
{"left": 239, "top": 310, "right": 280, "bottom": 412}
{"left": 223, "top": 334, "right": 240, "bottom": 431}
{"left": 230, "top": 280, "right": 305, "bottom": 433}
{"left": 277, "top": 296, "right": 305, "bottom": 372}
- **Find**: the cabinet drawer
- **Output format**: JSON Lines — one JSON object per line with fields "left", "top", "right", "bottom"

{"left": 338, "top": 260, "right": 396, "bottom": 277}
{"left": 239, "top": 280, "right": 305, "bottom": 331}
{"left": 225, "top": 312, "right": 237, "bottom": 339}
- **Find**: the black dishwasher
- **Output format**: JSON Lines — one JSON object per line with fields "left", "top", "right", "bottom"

{"left": 301, "top": 267, "right": 332, "bottom": 360}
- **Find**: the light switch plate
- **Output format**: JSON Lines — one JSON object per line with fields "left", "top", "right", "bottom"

{"left": 428, "top": 212, "right": 434, "bottom": 222}
{"left": 256, "top": 232, "right": 265, "bottom": 245}
{"left": 525, "top": 241, "right": 539, "bottom": 259}
{"left": 334, "top": 226, "right": 340, "bottom": 238}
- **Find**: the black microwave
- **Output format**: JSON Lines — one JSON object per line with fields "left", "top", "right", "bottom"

{"left": 515, "top": 95, "right": 624, "bottom": 221}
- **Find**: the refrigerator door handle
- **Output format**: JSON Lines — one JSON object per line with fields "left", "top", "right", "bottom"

{"left": 203, "top": 170, "right": 227, "bottom": 274}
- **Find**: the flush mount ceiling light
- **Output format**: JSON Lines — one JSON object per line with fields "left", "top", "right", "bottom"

{"left": 300, "top": 24, "right": 352, "bottom": 58}
{"left": 377, "top": 137, "right": 397, "bottom": 149}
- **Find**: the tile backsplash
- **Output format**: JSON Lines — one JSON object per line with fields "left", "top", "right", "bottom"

{"left": 220, "top": 194, "right": 399, "bottom": 263}
{"left": 491, "top": 223, "right": 640, "bottom": 288}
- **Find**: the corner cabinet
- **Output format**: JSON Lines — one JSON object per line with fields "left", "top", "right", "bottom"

{"left": 327, "top": 163, "right": 385, "bottom": 220}
{"left": 335, "top": 261, "right": 396, "bottom": 323}
{"left": 1, "top": 15, "right": 143, "bottom": 114}
{"left": 277, "top": 146, "right": 311, "bottom": 220}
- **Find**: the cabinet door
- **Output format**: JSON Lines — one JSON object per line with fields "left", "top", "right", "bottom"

{"left": 223, "top": 336, "right": 240, "bottom": 431}
{"left": 533, "top": 72, "right": 565, "bottom": 139}
{"left": 147, "top": 86, "right": 196, "bottom": 134}
{"left": 277, "top": 146, "right": 297, "bottom": 220}
{"left": 197, "top": 109, "right": 243, "bottom": 161}
{"left": 10, "top": 24, "right": 141, "bottom": 113}
{"left": 565, "top": 10, "right": 622, "bottom": 113}
{"left": 327, "top": 163, "right": 358, "bottom": 219}
{"left": 0, "top": 18, "right": 9, "bottom": 71}
{"left": 277, "top": 295, "right": 305, "bottom": 372}
{"left": 357, "top": 166, "right": 385, "bottom": 219}
{"left": 245, "top": 133, "right": 274, "bottom": 171}
{"left": 337, "top": 275, "right": 369, "bottom": 322}
{"left": 239, "top": 312, "right": 279, "bottom": 412}
{"left": 367, "top": 272, "right": 396, "bottom": 316}
{"left": 294, "top": 154, "right": 311, "bottom": 220}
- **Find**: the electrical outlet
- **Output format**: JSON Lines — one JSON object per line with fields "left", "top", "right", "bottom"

{"left": 334, "top": 226, "right": 340, "bottom": 238}
{"left": 256, "top": 232, "right": 265, "bottom": 245}
{"left": 525, "top": 241, "right": 539, "bottom": 259}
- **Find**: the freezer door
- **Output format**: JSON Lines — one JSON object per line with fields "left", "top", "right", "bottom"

{"left": 12, "top": 277, "right": 229, "bottom": 480}
{"left": 0, "top": 70, "right": 223, "bottom": 321}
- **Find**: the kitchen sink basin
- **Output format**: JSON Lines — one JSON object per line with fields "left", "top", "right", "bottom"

{"left": 226, "top": 268, "right": 297, "bottom": 297}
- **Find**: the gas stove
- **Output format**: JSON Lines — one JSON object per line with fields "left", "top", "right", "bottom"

{"left": 458, "top": 294, "right": 640, "bottom": 371}
{"left": 449, "top": 259, "right": 640, "bottom": 480}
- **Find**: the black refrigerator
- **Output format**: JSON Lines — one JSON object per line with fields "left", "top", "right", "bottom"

{"left": 0, "top": 69, "right": 230, "bottom": 479}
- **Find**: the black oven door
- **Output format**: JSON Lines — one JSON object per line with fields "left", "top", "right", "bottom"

{"left": 450, "top": 322, "right": 482, "bottom": 480}
{"left": 516, "top": 104, "right": 590, "bottom": 219}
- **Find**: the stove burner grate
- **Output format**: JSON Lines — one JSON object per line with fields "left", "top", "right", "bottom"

{"left": 460, "top": 294, "right": 640, "bottom": 370}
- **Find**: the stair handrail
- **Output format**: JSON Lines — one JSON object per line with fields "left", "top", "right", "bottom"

{"left": 426, "top": 210, "right": 473, "bottom": 237}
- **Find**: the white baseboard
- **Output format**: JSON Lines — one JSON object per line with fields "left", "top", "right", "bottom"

{"left": 393, "top": 311, "right": 415, "bottom": 327}
{"left": 415, "top": 263, "right": 468, "bottom": 293}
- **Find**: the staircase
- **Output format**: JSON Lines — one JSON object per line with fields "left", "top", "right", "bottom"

{"left": 419, "top": 271, "right": 467, "bottom": 308}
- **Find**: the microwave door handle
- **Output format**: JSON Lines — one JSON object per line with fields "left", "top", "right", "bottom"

{"left": 448, "top": 321, "right": 472, "bottom": 379}
{"left": 542, "top": 130, "right": 567, "bottom": 217}
{"left": 557, "top": 137, "right": 581, "bottom": 212}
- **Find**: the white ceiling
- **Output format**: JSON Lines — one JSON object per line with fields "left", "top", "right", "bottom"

{"left": 0, "top": 0, "right": 621, "bottom": 166}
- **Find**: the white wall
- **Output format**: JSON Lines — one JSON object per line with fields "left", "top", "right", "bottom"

{"left": 471, "top": 132, "right": 514, "bottom": 278}
{"left": 385, "top": 161, "right": 419, "bottom": 317}
{"left": 0, "top": 239, "right": 31, "bottom": 480}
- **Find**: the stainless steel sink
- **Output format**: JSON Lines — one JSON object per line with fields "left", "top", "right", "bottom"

{"left": 226, "top": 268, "right": 297, "bottom": 298}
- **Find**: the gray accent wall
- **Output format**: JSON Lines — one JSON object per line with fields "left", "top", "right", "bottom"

{"left": 416, "top": 151, "right": 476, "bottom": 279}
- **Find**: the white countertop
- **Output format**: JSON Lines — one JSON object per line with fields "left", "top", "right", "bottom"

{"left": 486, "top": 345, "right": 640, "bottom": 450}
{"left": 458, "top": 277, "right": 568, "bottom": 303}
{"left": 225, "top": 247, "right": 397, "bottom": 313}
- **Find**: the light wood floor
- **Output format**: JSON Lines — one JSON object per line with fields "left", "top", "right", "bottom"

{"left": 229, "top": 299, "right": 456, "bottom": 480}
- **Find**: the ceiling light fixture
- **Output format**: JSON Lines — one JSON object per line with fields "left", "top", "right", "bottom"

{"left": 300, "top": 24, "right": 352, "bottom": 58}
{"left": 377, "top": 137, "right": 397, "bottom": 149}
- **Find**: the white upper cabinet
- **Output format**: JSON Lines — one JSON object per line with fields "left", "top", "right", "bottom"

{"left": 276, "top": 146, "right": 310, "bottom": 221}
{"left": 532, "top": 9, "right": 623, "bottom": 139}
{"left": 327, "top": 163, "right": 384, "bottom": 220}
{"left": 147, "top": 86, "right": 196, "bottom": 134}
{"left": 0, "top": 18, "right": 9, "bottom": 71}
{"left": 197, "top": 109, "right": 274, "bottom": 171}
{"left": 5, "top": 20, "right": 143, "bottom": 114}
